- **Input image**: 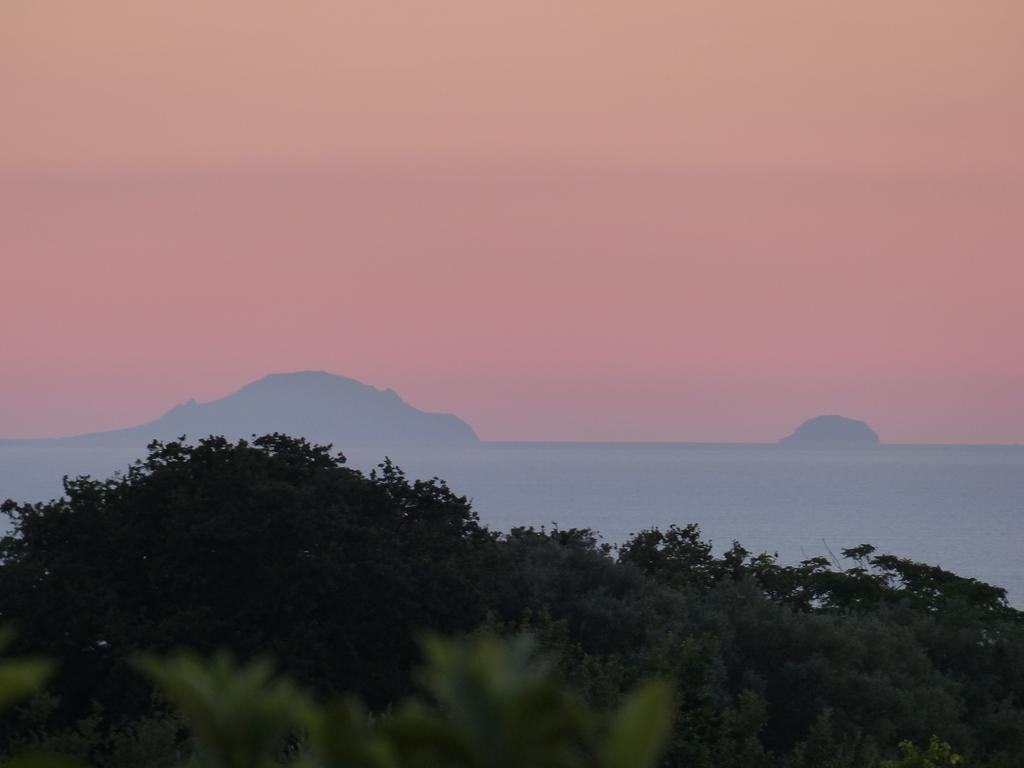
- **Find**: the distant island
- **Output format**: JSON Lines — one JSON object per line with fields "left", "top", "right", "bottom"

{"left": 0, "top": 371, "right": 478, "bottom": 509}
{"left": 3, "top": 371, "right": 479, "bottom": 447}
{"left": 779, "top": 415, "right": 880, "bottom": 446}
{"left": 107, "top": 371, "right": 479, "bottom": 445}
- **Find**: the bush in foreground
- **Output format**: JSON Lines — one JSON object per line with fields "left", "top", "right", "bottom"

{"left": 3, "top": 633, "right": 674, "bottom": 768}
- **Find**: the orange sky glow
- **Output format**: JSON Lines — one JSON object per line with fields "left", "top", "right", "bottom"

{"left": 2, "top": 1, "right": 1022, "bottom": 442}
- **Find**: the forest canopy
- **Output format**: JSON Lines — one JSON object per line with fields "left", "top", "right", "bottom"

{"left": 1, "top": 435, "right": 1022, "bottom": 767}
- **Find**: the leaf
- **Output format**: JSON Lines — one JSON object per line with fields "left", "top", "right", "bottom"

{"left": 135, "top": 652, "right": 312, "bottom": 768}
{"left": 603, "top": 681, "right": 673, "bottom": 768}
{"left": 1, "top": 753, "right": 79, "bottom": 768}
{"left": 0, "top": 658, "right": 54, "bottom": 713}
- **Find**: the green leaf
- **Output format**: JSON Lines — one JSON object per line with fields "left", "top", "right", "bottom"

{"left": 135, "top": 652, "right": 313, "bottom": 768}
{"left": 603, "top": 681, "right": 673, "bottom": 768}
{"left": 0, "top": 658, "right": 54, "bottom": 713}
{"left": 1, "top": 753, "right": 79, "bottom": 768}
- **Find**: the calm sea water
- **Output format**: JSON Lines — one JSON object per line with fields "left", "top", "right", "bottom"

{"left": 351, "top": 442, "right": 1024, "bottom": 606}
{"left": 3, "top": 441, "right": 1023, "bottom": 605}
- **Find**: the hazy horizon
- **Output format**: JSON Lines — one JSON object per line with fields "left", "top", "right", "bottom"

{"left": 0, "top": 369, "right": 1020, "bottom": 447}
{"left": 4, "top": 2, "right": 1022, "bottom": 444}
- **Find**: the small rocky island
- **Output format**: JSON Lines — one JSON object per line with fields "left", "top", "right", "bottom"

{"left": 779, "top": 415, "right": 880, "bottom": 446}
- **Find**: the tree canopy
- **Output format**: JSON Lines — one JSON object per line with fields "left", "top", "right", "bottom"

{"left": 1, "top": 435, "right": 1022, "bottom": 767}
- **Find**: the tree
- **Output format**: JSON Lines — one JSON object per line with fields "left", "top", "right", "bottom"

{"left": 0, "top": 435, "right": 497, "bottom": 726}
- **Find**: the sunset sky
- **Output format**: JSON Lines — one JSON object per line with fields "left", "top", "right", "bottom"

{"left": 2, "top": 1, "right": 1022, "bottom": 443}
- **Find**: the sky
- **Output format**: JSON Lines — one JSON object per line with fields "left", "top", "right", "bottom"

{"left": 2, "top": 1, "right": 1022, "bottom": 443}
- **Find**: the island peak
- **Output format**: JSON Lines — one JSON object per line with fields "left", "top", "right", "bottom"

{"left": 779, "top": 415, "right": 880, "bottom": 446}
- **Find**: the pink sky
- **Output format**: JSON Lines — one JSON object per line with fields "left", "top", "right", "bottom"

{"left": 2, "top": 1, "right": 1022, "bottom": 443}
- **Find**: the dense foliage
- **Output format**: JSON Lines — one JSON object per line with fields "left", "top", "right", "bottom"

{"left": 1, "top": 435, "right": 1022, "bottom": 767}
{"left": 2, "top": 632, "right": 674, "bottom": 768}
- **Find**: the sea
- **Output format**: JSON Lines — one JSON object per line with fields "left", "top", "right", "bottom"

{"left": 2, "top": 441, "right": 1023, "bottom": 606}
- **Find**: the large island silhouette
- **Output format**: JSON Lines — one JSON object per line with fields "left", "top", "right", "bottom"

{"left": 96, "top": 371, "right": 479, "bottom": 446}
{"left": 779, "top": 415, "right": 880, "bottom": 446}
{"left": 0, "top": 371, "right": 477, "bottom": 510}
{"left": 0, "top": 371, "right": 477, "bottom": 448}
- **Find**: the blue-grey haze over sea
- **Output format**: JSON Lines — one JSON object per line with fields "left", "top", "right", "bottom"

{"left": 3, "top": 440, "right": 1022, "bottom": 606}
{"left": 370, "top": 443, "right": 1024, "bottom": 606}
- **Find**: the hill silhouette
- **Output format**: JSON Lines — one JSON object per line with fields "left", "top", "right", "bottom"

{"left": 0, "top": 371, "right": 478, "bottom": 448}
{"left": 0, "top": 371, "right": 476, "bottom": 511}
{"left": 85, "top": 371, "right": 479, "bottom": 445}
{"left": 779, "top": 415, "right": 880, "bottom": 446}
